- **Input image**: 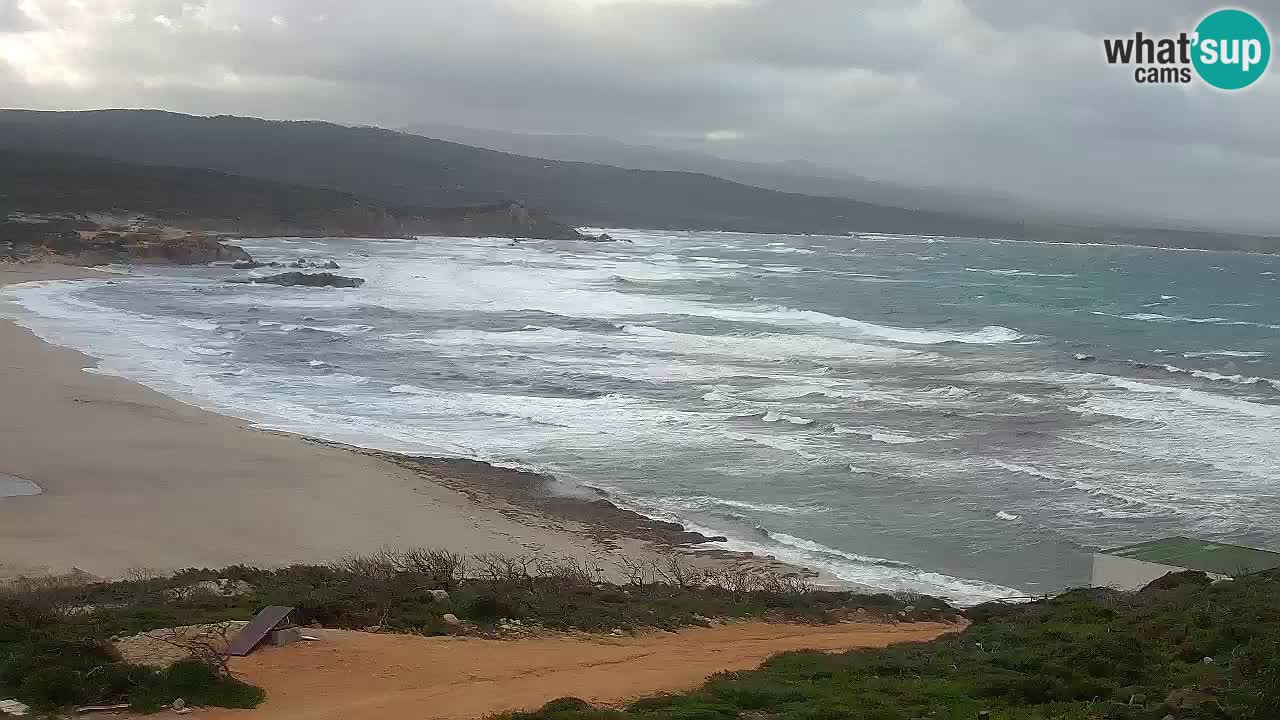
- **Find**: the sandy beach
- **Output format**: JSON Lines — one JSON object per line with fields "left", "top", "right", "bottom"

{"left": 0, "top": 264, "right": 723, "bottom": 581}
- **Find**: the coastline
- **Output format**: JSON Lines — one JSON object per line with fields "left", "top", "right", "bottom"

{"left": 0, "top": 263, "right": 794, "bottom": 583}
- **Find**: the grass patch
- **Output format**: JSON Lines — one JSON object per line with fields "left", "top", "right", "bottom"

{"left": 498, "top": 569, "right": 1280, "bottom": 720}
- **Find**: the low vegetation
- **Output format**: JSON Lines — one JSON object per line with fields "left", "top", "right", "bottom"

{"left": 0, "top": 549, "right": 947, "bottom": 714}
{"left": 0, "top": 594, "right": 262, "bottom": 713}
{"left": 502, "top": 569, "right": 1280, "bottom": 720}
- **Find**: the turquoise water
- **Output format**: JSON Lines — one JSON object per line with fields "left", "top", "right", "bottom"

{"left": 5, "top": 229, "right": 1278, "bottom": 604}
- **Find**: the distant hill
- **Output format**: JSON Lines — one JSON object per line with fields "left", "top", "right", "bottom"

{"left": 1, "top": 110, "right": 1276, "bottom": 253}
{"left": 0, "top": 149, "right": 580, "bottom": 240}
{"left": 404, "top": 122, "right": 1036, "bottom": 219}
{"left": 0, "top": 110, "right": 1023, "bottom": 239}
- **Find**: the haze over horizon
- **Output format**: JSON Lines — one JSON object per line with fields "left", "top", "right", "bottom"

{"left": 2, "top": 0, "right": 1278, "bottom": 234}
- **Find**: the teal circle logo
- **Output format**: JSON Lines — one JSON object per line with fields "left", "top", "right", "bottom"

{"left": 1192, "top": 9, "right": 1270, "bottom": 90}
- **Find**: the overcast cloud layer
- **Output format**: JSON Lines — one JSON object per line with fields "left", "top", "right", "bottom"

{"left": 2, "top": 0, "right": 1278, "bottom": 233}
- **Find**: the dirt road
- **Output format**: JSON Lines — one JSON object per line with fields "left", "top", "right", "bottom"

{"left": 193, "top": 621, "right": 958, "bottom": 720}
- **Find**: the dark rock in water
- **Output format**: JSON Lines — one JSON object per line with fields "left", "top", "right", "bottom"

{"left": 232, "top": 259, "right": 262, "bottom": 269}
{"left": 227, "top": 272, "right": 365, "bottom": 288}
{"left": 318, "top": 260, "right": 341, "bottom": 269}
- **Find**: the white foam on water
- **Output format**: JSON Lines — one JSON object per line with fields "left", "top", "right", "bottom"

{"left": 1183, "top": 350, "right": 1267, "bottom": 359}
{"left": 713, "top": 306, "right": 1024, "bottom": 345}
{"left": 991, "top": 460, "right": 1061, "bottom": 482}
{"left": 965, "top": 268, "right": 1076, "bottom": 279}
{"left": 1, "top": 474, "right": 41, "bottom": 498}
{"left": 654, "top": 495, "right": 830, "bottom": 516}
{"left": 761, "top": 411, "right": 814, "bottom": 425}
{"left": 606, "top": 487, "right": 1021, "bottom": 604}
{"left": 871, "top": 432, "right": 923, "bottom": 445}
{"left": 834, "top": 426, "right": 925, "bottom": 444}
{"left": 996, "top": 511, "right": 1019, "bottom": 521}
{"left": 1091, "top": 311, "right": 1280, "bottom": 330}
{"left": 1158, "top": 364, "right": 1280, "bottom": 392}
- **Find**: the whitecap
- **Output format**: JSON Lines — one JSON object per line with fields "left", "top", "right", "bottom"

{"left": 1157, "top": 364, "right": 1280, "bottom": 392}
{"left": 871, "top": 432, "right": 923, "bottom": 444}
{"left": 655, "top": 495, "right": 829, "bottom": 516}
{"left": 762, "top": 411, "right": 815, "bottom": 425}
{"left": 1183, "top": 350, "right": 1267, "bottom": 359}
{"left": 964, "top": 267, "right": 1076, "bottom": 279}
{"left": 992, "top": 460, "right": 1060, "bottom": 481}
{"left": 995, "top": 510, "right": 1019, "bottom": 521}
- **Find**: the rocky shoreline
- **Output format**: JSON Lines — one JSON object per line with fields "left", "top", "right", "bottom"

{"left": 297, "top": 440, "right": 730, "bottom": 548}
{"left": 3, "top": 225, "right": 251, "bottom": 266}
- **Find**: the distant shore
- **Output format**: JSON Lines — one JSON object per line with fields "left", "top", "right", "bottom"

{"left": 0, "top": 263, "right": 791, "bottom": 582}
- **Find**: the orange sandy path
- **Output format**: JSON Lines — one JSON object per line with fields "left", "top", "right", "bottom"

{"left": 190, "top": 622, "right": 958, "bottom": 720}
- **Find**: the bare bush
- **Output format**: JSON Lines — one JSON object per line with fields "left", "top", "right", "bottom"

{"left": 331, "top": 548, "right": 401, "bottom": 582}
{"left": 399, "top": 548, "right": 467, "bottom": 589}
{"left": 150, "top": 624, "right": 238, "bottom": 678}
{"left": 535, "top": 555, "right": 605, "bottom": 586}
{"left": 474, "top": 552, "right": 537, "bottom": 582}
{"left": 654, "top": 553, "right": 709, "bottom": 589}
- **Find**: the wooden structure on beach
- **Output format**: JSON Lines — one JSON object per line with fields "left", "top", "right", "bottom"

{"left": 227, "top": 606, "right": 299, "bottom": 656}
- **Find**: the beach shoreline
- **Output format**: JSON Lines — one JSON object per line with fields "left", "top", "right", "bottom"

{"left": 0, "top": 263, "right": 798, "bottom": 583}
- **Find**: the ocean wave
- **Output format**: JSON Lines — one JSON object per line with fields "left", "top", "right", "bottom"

{"left": 188, "top": 345, "right": 232, "bottom": 357}
{"left": 423, "top": 324, "right": 919, "bottom": 364}
{"left": 871, "top": 432, "right": 923, "bottom": 445}
{"left": 605, "top": 495, "right": 1019, "bottom": 604}
{"left": 995, "top": 511, "right": 1019, "bottom": 521}
{"left": 761, "top": 411, "right": 815, "bottom": 425}
{"left": 179, "top": 318, "right": 220, "bottom": 331}
{"left": 1157, "top": 364, "right": 1280, "bottom": 392}
{"left": 1092, "top": 311, "right": 1280, "bottom": 330}
{"left": 919, "top": 385, "right": 972, "bottom": 399}
{"left": 282, "top": 323, "right": 375, "bottom": 335}
{"left": 834, "top": 426, "right": 924, "bottom": 444}
{"left": 991, "top": 460, "right": 1061, "bottom": 482}
{"left": 1182, "top": 350, "right": 1267, "bottom": 359}
{"left": 965, "top": 267, "right": 1076, "bottom": 279}
{"left": 1106, "top": 377, "right": 1280, "bottom": 418}
{"left": 715, "top": 305, "right": 1024, "bottom": 345}
{"left": 763, "top": 531, "right": 1021, "bottom": 604}
{"left": 655, "top": 495, "right": 830, "bottom": 516}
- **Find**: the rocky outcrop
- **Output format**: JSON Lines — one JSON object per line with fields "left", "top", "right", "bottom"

{"left": 3, "top": 223, "right": 253, "bottom": 266}
{"left": 227, "top": 271, "right": 365, "bottom": 288}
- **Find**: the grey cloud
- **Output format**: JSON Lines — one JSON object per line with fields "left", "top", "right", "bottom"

{"left": 1, "top": 0, "right": 1278, "bottom": 233}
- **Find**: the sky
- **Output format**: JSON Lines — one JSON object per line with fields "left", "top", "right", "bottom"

{"left": 2, "top": 0, "right": 1278, "bottom": 233}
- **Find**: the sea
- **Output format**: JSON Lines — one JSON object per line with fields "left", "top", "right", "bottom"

{"left": 4, "top": 228, "right": 1279, "bottom": 605}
